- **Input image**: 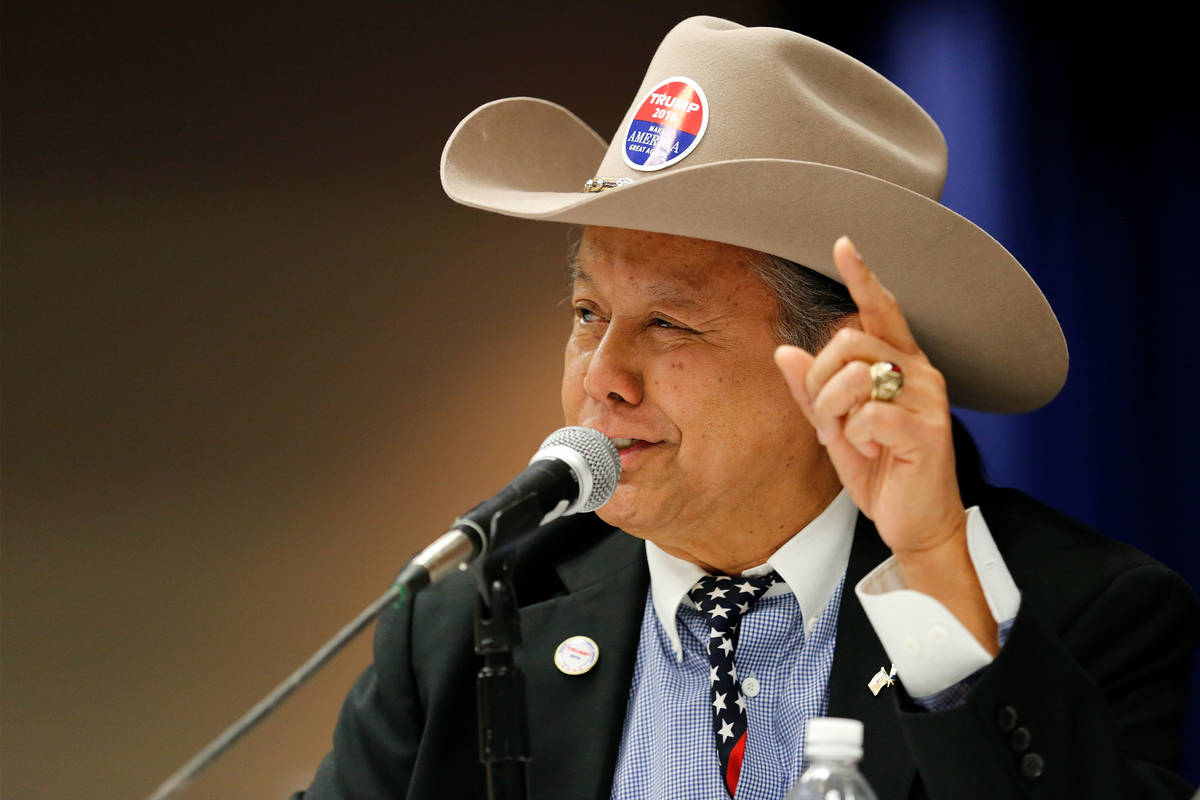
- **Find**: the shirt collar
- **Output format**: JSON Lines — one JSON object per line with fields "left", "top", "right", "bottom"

{"left": 645, "top": 489, "right": 859, "bottom": 662}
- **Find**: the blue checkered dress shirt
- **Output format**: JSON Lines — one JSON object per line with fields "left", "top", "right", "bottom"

{"left": 610, "top": 576, "right": 845, "bottom": 800}
{"left": 608, "top": 573, "right": 1013, "bottom": 799}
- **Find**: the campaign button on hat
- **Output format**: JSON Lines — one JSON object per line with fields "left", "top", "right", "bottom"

{"left": 622, "top": 75, "right": 709, "bottom": 172}
{"left": 554, "top": 635, "right": 600, "bottom": 675}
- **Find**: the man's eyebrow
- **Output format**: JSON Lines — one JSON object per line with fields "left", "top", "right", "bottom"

{"left": 644, "top": 283, "right": 705, "bottom": 309}
{"left": 569, "top": 264, "right": 703, "bottom": 309}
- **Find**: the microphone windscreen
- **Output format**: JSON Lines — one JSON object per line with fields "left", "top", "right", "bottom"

{"left": 536, "top": 427, "right": 621, "bottom": 513}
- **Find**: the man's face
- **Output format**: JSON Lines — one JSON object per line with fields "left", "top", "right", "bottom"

{"left": 562, "top": 226, "right": 832, "bottom": 551}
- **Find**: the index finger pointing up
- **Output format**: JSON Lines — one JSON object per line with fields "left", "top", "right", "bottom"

{"left": 834, "top": 235, "right": 921, "bottom": 355}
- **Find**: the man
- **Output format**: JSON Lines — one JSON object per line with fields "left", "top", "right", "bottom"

{"left": 297, "top": 16, "right": 1197, "bottom": 799}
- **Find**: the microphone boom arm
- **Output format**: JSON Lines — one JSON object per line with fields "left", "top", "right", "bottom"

{"left": 144, "top": 580, "right": 408, "bottom": 800}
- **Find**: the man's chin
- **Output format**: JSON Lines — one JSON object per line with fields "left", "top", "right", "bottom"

{"left": 593, "top": 502, "right": 630, "bottom": 531}
{"left": 592, "top": 487, "right": 670, "bottom": 539}
{"left": 593, "top": 492, "right": 644, "bottom": 534}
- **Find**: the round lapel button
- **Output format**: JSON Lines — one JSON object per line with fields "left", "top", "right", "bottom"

{"left": 554, "top": 635, "right": 600, "bottom": 675}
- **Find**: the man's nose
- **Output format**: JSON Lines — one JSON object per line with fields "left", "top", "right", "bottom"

{"left": 583, "top": 327, "right": 643, "bottom": 407}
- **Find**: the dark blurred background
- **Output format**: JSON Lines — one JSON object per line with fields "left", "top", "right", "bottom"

{"left": 3, "top": 1, "right": 1196, "bottom": 797}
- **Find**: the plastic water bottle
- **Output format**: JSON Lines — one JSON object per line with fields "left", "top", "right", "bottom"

{"left": 784, "top": 717, "right": 879, "bottom": 800}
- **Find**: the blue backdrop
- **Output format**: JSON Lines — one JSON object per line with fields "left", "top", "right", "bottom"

{"left": 779, "top": 0, "right": 1199, "bottom": 781}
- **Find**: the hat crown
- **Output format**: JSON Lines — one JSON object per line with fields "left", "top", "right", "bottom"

{"left": 595, "top": 17, "right": 948, "bottom": 200}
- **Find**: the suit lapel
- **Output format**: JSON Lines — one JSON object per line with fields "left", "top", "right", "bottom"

{"left": 826, "top": 513, "right": 916, "bottom": 800}
{"left": 517, "top": 530, "right": 648, "bottom": 800}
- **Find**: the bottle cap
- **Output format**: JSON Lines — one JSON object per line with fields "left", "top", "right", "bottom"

{"left": 804, "top": 717, "right": 864, "bottom": 761}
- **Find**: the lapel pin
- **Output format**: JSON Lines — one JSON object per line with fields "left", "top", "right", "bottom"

{"left": 554, "top": 635, "right": 600, "bottom": 676}
{"left": 867, "top": 663, "right": 897, "bottom": 696}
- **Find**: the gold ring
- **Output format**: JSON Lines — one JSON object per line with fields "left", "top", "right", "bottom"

{"left": 869, "top": 361, "right": 903, "bottom": 401}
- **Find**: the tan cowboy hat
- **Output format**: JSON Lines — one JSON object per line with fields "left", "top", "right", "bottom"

{"left": 440, "top": 15, "right": 1067, "bottom": 413}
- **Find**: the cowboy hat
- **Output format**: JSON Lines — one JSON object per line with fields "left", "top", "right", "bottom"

{"left": 439, "top": 15, "right": 1067, "bottom": 413}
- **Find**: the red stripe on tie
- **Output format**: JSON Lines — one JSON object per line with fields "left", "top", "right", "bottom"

{"left": 725, "top": 732, "right": 747, "bottom": 796}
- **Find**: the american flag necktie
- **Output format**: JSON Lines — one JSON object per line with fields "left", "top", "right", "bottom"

{"left": 688, "top": 571, "right": 780, "bottom": 797}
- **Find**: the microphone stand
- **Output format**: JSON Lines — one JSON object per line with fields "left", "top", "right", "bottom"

{"left": 471, "top": 495, "right": 540, "bottom": 800}
{"left": 144, "top": 496, "right": 547, "bottom": 800}
{"left": 144, "top": 582, "right": 406, "bottom": 800}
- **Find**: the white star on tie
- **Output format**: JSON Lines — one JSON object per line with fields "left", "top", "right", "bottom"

{"left": 718, "top": 719, "right": 735, "bottom": 742}
{"left": 737, "top": 601, "right": 749, "bottom": 614}
{"left": 735, "top": 693, "right": 746, "bottom": 712}
{"left": 709, "top": 628, "right": 722, "bottom": 638}
{"left": 719, "top": 637, "right": 734, "bottom": 655}
{"left": 711, "top": 665, "right": 720, "bottom": 682}
{"left": 707, "top": 586, "right": 729, "bottom": 600}
{"left": 728, "top": 664, "right": 738, "bottom": 682}
{"left": 709, "top": 604, "right": 730, "bottom": 619}
{"left": 712, "top": 691, "right": 727, "bottom": 711}
{"left": 735, "top": 580, "right": 758, "bottom": 595}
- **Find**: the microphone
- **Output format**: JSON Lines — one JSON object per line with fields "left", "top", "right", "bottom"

{"left": 395, "top": 426, "right": 621, "bottom": 593}
{"left": 141, "top": 426, "right": 619, "bottom": 800}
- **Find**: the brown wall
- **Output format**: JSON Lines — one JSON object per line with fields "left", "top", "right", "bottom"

{"left": 1, "top": 2, "right": 776, "bottom": 798}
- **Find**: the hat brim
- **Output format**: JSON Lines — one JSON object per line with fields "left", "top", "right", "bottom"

{"left": 442, "top": 97, "right": 1067, "bottom": 413}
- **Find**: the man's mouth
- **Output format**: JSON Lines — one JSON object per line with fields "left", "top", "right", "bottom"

{"left": 606, "top": 437, "right": 661, "bottom": 467}
{"left": 610, "top": 437, "right": 661, "bottom": 449}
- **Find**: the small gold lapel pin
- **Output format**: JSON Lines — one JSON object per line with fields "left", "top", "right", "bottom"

{"left": 867, "top": 663, "right": 897, "bottom": 696}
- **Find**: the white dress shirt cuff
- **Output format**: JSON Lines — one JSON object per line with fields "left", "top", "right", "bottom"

{"left": 853, "top": 506, "right": 1021, "bottom": 698}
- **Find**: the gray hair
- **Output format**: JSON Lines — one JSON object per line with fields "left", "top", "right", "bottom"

{"left": 745, "top": 251, "right": 858, "bottom": 352}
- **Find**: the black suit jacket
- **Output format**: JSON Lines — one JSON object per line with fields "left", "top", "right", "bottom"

{"left": 299, "top": 488, "right": 1198, "bottom": 799}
